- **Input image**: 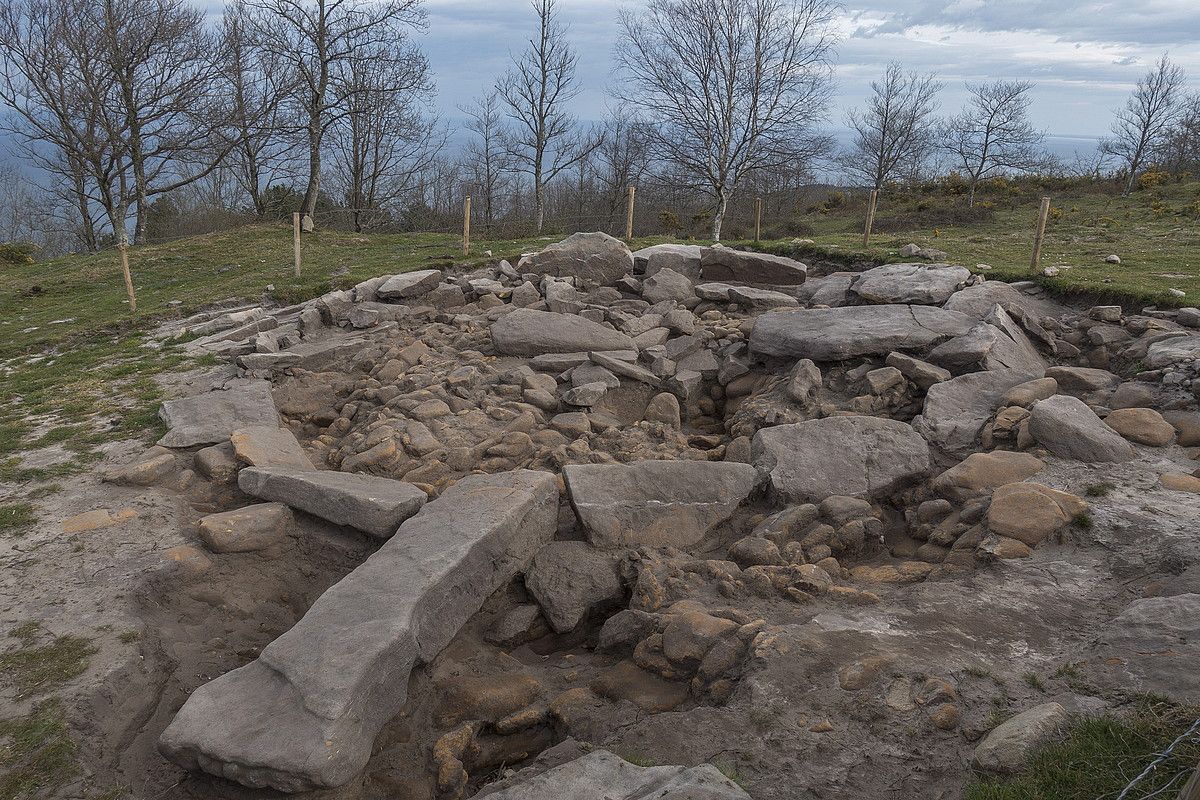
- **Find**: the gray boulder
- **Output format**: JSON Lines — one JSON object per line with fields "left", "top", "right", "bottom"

{"left": 727, "top": 286, "right": 799, "bottom": 309}
{"left": 158, "top": 381, "right": 280, "bottom": 448}
{"left": 639, "top": 243, "right": 703, "bottom": 280}
{"left": 526, "top": 232, "right": 633, "bottom": 285}
{"left": 752, "top": 416, "right": 930, "bottom": 502}
{"left": 641, "top": 268, "right": 695, "bottom": 303}
{"left": 159, "top": 470, "right": 559, "bottom": 792}
{"left": 850, "top": 263, "right": 971, "bottom": 305}
{"left": 913, "top": 370, "right": 1032, "bottom": 456}
{"left": 749, "top": 306, "right": 974, "bottom": 361}
{"left": 700, "top": 247, "right": 807, "bottom": 285}
{"left": 525, "top": 541, "right": 624, "bottom": 633}
{"left": 564, "top": 460, "right": 759, "bottom": 548}
{"left": 470, "top": 747, "right": 750, "bottom": 800}
{"left": 492, "top": 309, "right": 636, "bottom": 356}
{"left": 1027, "top": 395, "right": 1136, "bottom": 462}
{"left": 972, "top": 703, "right": 1069, "bottom": 773}
{"left": 238, "top": 466, "right": 427, "bottom": 538}
{"left": 376, "top": 269, "right": 443, "bottom": 300}
{"left": 1146, "top": 335, "right": 1200, "bottom": 368}
{"left": 927, "top": 305, "right": 1045, "bottom": 376}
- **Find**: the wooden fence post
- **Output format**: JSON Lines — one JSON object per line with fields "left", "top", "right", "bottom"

{"left": 863, "top": 189, "right": 878, "bottom": 247}
{"left": 463, "top": 195, "right": 472, "bottom": 256}
{"left": 292, "top": 212, "right": 302, "bottom": 278}
{"left": 119, "top": 241, "right": 136, "bottom": 313}
{"left": 754, "top": 196, "right": 762, "bottom": 242}
{"left": 625, "top": 186, "right": 636, "bottom": 240}
{"left": 1030, "top": 196, "right": 1051, "bottom": 273}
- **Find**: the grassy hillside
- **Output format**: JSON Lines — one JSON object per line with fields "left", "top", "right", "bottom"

{"left": 748, "top": 177, "right": 1200, "bottom": 306}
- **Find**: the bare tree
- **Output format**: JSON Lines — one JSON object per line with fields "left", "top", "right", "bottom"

{"left": 242, "top": 0, "right": 427, "bottom": 228}
{"left": 615, "top": 0, "right": 837, "bottom": 240}
{"left": 219, "top": 1, "right": 295, "bottom": 216}
{"left": 593, "top": 107, "right": 650, "bottom": 225}
{"left": 1159, "top": 93, "right": 1200, "bottom": 175}
{"left": 1100, "top": 55, "right": 1186, "bottom": 195}
{"left": 498, "top": 0, "right": 598, "bottom": 233}
{"left": 0, "top": 0, "right": 106, "bottom": 250}
{"left": 327, "top": 41, "right": 439, "bottom": 232}
{"left": 460, "top": 94, "right": 512, "bottom": 233}
{"left": 943, "top": 80, "right": 1045, "bottom": 207}
{"left": 842, "top": 62, "right": 942, "bottom": 190}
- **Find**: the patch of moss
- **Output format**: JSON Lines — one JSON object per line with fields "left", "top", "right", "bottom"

{"left": 0, "top": 699, "right": 79, "bottom": 799}
{"left": 0, "top": 629, "right": 97, "bottom": 699}
{"left": 0, "top": 503, "right": 37, "bottom": 537}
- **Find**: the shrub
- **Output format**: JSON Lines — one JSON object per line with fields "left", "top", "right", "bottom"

{"left": 0, "top": 241, "right": 37, "bottom": 265}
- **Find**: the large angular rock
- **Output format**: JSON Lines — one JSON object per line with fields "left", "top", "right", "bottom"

{"left": 638, "top": 243, "right": 703, "bottom": 280}
{"left": 928, "top": 306, "right": 1045, "bottom": 377}
{"left": 198, "top": 502, "right": 292, "bottom": 553}
{"left": 913, "top": 370, "right": 1032, "bottom": 456}
{"left": 1027, "top": 395, "right": 1136, "bottom": 462}
{"left": 231, "top": 426, "right": 313, "bottom": 469}
{"left": 526, "top": 232, "right": 633, "bottom": 285}
{"left": 492, "top": 309, "right": 636, "bottom": 356}
{"left": 752, "top": 416, "right": 930, "bottom": 502}
{"left": 641, "top": 268, "right": 694, "bottom": 303}
{"left": 1087, "top": 593, "right": 1200, "bottom": 702}
{"left": 564, "top": 460, "right": 759, "bottom": 548}
{"left": 972, "top": 703, "right": 1069, "bottom": 773}
{"left": 159, "top": 470, "right": 559, "bottom": 792}
{"left": 158, "top": 381, "right": 280, "bottom": 448}
{"left": 850, "top": 263, "right": 971, "bottom": 305}
{"left": 238, "top": 466, "right": 427, "bottom": 538}
{"left": 1146, "top": 335, "right": 1200, "bottom": 368}
{"left": 471, "top": 747, "right": 750, "bottom": 800}
{"left": 376, "top": 269, "right": 443, "bottom": 300}
{"left": 750, "top": 306, "right": 974, "bottom": 361}
{"left": 700, "top": 247, "right": 807, "bottom": 285}
{"left": 525, "top": 541, "right": 624, "bottom": 633}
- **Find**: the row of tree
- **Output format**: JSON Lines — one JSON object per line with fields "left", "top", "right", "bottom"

{"left": 1, "top": 0, "right": 1198, "bottom": 254}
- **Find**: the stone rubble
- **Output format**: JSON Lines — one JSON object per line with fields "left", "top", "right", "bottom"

{"left": 135, "top": 233, "right": 1200, "bottom": 799}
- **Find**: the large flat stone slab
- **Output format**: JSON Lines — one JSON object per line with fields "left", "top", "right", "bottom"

{"left": 376, "top": 269, "right": 443, "bottom": 300}
{"left": 750, "top": 306, "right": 974, "bottom": 361}
{"left": 700, "top": 247, "right": 807, "bottom": 285}
{"left": 752, "top": 416, "right": 930, "bottom": 502}
{"left": 913, "top": 369, "right": 1033, "bottom": 456}
{"left": 159, "top": 470, "right": 559, "bottom": 791}
{"left": 850, "top": 263, "right": 971, "bottom": 305}
{"left": 471, "top": 748, "right": 750, "bottom": 799}
{"left": 238, "top": 466, "right": 426, "bottom": 538}
{"left": 492, "top": 308, "right": 636, "bottom": 355}
{"left": 563, "top": 460, "right": 759, "bottom": 548}
{"left": 158, "top": 381, "right": 280, "bottom": 448}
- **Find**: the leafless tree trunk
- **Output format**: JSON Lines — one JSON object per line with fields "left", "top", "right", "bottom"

{"left": 615, "top": 0, "right": 837, "bottom": 240}
{"left": 842, "top": 62, "right": 942, "bottom": 190}
{"left": 943, "top": 80, "right": 1046, "bottom": 207}
{"left": 1100, "top": 55, "right": 1186, "bottom": 196}
{"left": 461, "top": 94, "right": 511, "bottom": 233}
{"left": 498, "top": 0, "right": 598, "bottom": 233}
{"left": 328, "top": 41, "right": 438, "bottom": 232}
{"left": 242, "top": 0, "right": 427, "bottom": 228}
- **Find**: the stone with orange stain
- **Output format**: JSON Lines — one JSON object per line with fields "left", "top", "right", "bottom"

{"left": 61, "top": 508, "right": 138, "bottom": 534}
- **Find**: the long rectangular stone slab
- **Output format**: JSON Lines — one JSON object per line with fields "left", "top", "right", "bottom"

{"left": 238, "top": 466, "right": 426, "bottom": 538}
{"left": 158, "top": 381, "right": 280, "bottom": 448}
{"left": 749, "top": 305, "right": 974, "bottom": 361}
{"left": 159, "top": 469, "right": 559, "bottom": 791}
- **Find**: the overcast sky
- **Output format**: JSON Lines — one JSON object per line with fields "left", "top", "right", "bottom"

{"left": 410, "top": 0, "right": 1200, "bottom": 140}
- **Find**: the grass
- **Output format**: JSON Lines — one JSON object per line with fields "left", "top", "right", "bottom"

{"left": 1085, "top": 482, "right": 1117, "bottom": 497}
{"left": 0, "top": 699, "right": 78, "bottom": 800}
{"left": 0, "top": 503, "right": 37, "bottom": 537}
{"left": 746, "top": 178, "right": 1200, "bottom": 308}
{"left": 0, "top": 624, "right": 97, "bottom": 699}
{"left": 965, "top": 698, "right": 1200, "bottom": 800}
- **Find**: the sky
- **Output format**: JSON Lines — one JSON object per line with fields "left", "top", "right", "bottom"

{"left": 410, "top": 0, "right": 1200, "bottom": 142}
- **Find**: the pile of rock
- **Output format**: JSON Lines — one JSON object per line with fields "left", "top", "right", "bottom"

{"left": 133, "top": 230, "right": 1200, "bottom": 798}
